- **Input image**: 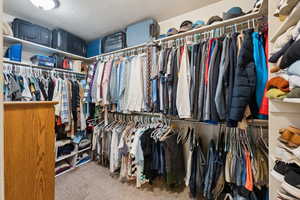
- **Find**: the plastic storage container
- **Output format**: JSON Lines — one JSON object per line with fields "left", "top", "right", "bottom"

{"left": 52, "top": 29, "right": 87, "bottom": 57}
{"left": 102, "top": 31, "right": 126, "bottom": 53}
{"left": 126, "top": 19, "right": 160, "bottom": 47}
{"left": 5, "top": 43, "right": 22, "bottom": 62}
{"left": 87, "top": 39, "right": 102, "bottom": 57}
{"left": 12, "top": 18, "right": 52, "bottom": 47}
{"left": 30, "top": 55, "right": 56, "bottom": 67}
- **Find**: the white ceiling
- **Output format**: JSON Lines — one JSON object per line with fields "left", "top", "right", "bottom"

{"left": 4, "top": 0, "right": 221, "bottom": 41}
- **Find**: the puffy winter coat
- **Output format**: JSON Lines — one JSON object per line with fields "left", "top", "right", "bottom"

{"left": 229, "top": 29, "right": 257, "bottom": 126}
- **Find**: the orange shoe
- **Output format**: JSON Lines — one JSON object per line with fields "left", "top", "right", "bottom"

{"left": 288, "top": 133, "right": 300, "bottom": 148}
{"left": 279, "top": 128, "right": 293, "bottom": 143}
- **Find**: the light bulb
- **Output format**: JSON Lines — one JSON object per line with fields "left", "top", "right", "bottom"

{"left": 30, "top": 0, "right": 59, "bottom": 10}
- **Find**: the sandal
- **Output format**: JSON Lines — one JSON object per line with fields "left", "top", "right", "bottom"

{"left": 278, "top": 128, "right": 293, "bottom": 143}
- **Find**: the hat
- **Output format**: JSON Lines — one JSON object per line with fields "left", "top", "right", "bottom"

{"left": 179, "top": 20, "right": 193, "bottom": 33}
{"left": 223, "top": 7, "right": 245, "bottom": 20}
{"left": 192, "top": 20, "right": 205, "bottom": 29}
{"left": 207, "top": 16, "right": 223, "bottom": 25}
{"left": 158, "top": 34, "right": 167, "bottom": 39}
{"left": 167, "top": 28, "right": 178, "bottom": 36}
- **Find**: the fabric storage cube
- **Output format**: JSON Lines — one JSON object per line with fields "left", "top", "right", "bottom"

{"left": 87, "top": 39, "right": 102, "bottom": 57}
{"left": 5, "top": 43, "right": 22, "bottom": 62}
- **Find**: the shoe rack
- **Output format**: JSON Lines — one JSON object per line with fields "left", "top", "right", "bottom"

{"left": 269, "top": 0, "right": 300, "bottom": 199}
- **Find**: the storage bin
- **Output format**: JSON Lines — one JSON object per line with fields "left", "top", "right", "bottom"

{"left": 12, "top": 18, "right": 52, "bottom": 47}
{"left": 126, "top": 19, "right": 160, "bottom": 47}
{"left": 102, "top": 31, "right": 126, "bottom": 53}
{"left": 30, "top": 55, "right": 56, "bottom": 67}
{"left": 5, "top": 43, "right": 22, "bottom": 62}
{"left": 87, "top": 39, "right": 102, "bottom": 57}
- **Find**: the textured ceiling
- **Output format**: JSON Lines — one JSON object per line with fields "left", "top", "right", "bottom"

{"left": 4, "top": 0, "right": 221, "bottom": 41}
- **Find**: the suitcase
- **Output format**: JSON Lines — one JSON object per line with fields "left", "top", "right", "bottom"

{"left": 102, "top": 31, "right": 126, "bottom": 53}
{"left": 52, "top": 29, "right": 87, "bottom": 57}
{"left": 87, "top": 39, "right": 102, "bottom": 57}
{"left": 126, "top": 19, "right": 160, "bottom": 47}
{"left": 12, "top": 18, "right": 52, "bottom": 47}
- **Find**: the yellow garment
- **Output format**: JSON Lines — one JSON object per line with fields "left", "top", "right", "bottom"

{"left": 266, "top": 88, "right": 287, "bottom": 99}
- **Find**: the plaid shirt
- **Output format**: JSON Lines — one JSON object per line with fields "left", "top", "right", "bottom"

{"left": 83, "top": 63, "right": 96, "bottom": 102}
{"left": 60, "top": 80, "right": 70, "bottom": 124}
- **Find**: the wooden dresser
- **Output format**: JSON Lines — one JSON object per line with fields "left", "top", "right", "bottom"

{"left": 4, "top": 102, "right": 57, "bottom": 200}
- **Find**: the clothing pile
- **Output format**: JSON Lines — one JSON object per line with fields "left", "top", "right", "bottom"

{"left": 3, "top": 63, "right": 88, "bottom": 138}
{"left": 93, "top": 117, "right": 185, "bottom": 188}
{"left": 268, "top": 20, "right": 300, "bottom": 102}
{"left": 152, "top": 29, "right": 268, "bottom": 126}
{"left": 272, "top": 125, "right": 300, "bottom": 199}
{"left": 185, "top": 127, "right": 269, "bottom": 199}
{"left": 84, "top": 53, "right": 151, "bottom": 112}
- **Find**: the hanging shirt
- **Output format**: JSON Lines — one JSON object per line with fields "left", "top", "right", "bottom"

{"left": 176, "top": 45, "right": 191, "bottom": 118}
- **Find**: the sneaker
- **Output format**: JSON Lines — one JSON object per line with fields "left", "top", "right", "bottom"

{"left": 277, "top": 188, "right": 299, "bottom": 200}
{"left": 271, "top": 160, "right": 300, "bottom": 182}
{"left": 276, "top": 143, "right": 300, "bottom": 166}
{"left": 272, "top": 161, "right": 288, "bottom": 182}
{"left": 281, "top": 169, "right": 300, "bottom": 198}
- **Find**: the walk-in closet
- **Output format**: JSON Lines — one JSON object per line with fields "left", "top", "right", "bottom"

{"left": 1, "top": 0, "right": 300, "bottom": 199}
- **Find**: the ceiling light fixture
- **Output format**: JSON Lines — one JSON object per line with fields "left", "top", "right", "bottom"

{"left": 30, "top": 0, "right": 59, "bottom": 10}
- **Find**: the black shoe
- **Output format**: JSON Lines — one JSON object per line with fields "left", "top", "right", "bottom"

{"left": 281, "top": 169, "right": 300, "bottom": 198}
{"left": 272, "top": 160, "right": 299, "bottom": 182}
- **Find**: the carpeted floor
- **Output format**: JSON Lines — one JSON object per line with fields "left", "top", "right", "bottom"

{"left": 55, "top": 162, "right": 189, "bottom": 200}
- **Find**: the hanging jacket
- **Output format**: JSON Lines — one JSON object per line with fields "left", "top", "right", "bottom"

{"left": 225, "top": 33, "right": 239, "bottom": 122}
{"left": 210, "top": 39, "right": 223, "bottom": 122}
{"left": 252, "top": 32, "right": 268, "bottom": 119}
{"left": 192, "top": 43, "right": 203, "bottom": 119}
{"left": 215, "top": 37, "right": 230, "bottom": 120}
{"left": 229, "top": 29, "right": 257, "bottom": 127}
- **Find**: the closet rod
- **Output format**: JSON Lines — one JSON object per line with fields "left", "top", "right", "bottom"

{"left": 107, "top": 111, "right": 268, "bottom": 128}
{"left": 170, "top": 119, "right": 268, "bottom": 128}
{"left": 108, "top": 111, "right": 163, "bottom": 118}
{"left": 3, "top": 59, "right": 86, "bottom": 76}
{"left": 93, "top": 42, "right": 149, "bottom": 60}
{"left": 154, "top": 11, "right": 264, "bottom": 43}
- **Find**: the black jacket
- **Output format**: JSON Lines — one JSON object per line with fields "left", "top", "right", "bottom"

{"left": 229, "top": 29, "right": 257, "bottom": 126}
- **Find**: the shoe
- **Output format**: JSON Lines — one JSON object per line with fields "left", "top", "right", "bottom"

{"left": 288, "top": 133, "right": 300, "bottom": 148}
{"left": 278, "top": 0, "right": 300, "bottom": 16}
{"left": 272, "top": 161, "right": 288, "bottom": 182}
{"left": 281, "top": 169, "right": 300, "bottom": 198}
{"left": 277, "top": 188, "right": 299, "bottom": 200}
{"left": 271, "top": 160, "right": 300, "bottom": 182}
{"left": 275, "top": 143, "right": 300, "bottom": 166}
{"left": 279, "top": 128, "right": 294, "bottom": 143}
{"left": 279, "top": 126, "right": 300, "bottom": 148}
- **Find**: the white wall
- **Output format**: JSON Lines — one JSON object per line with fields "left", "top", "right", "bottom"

{"left": 158, "top": 0, "right": 255, "bottom": 35}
